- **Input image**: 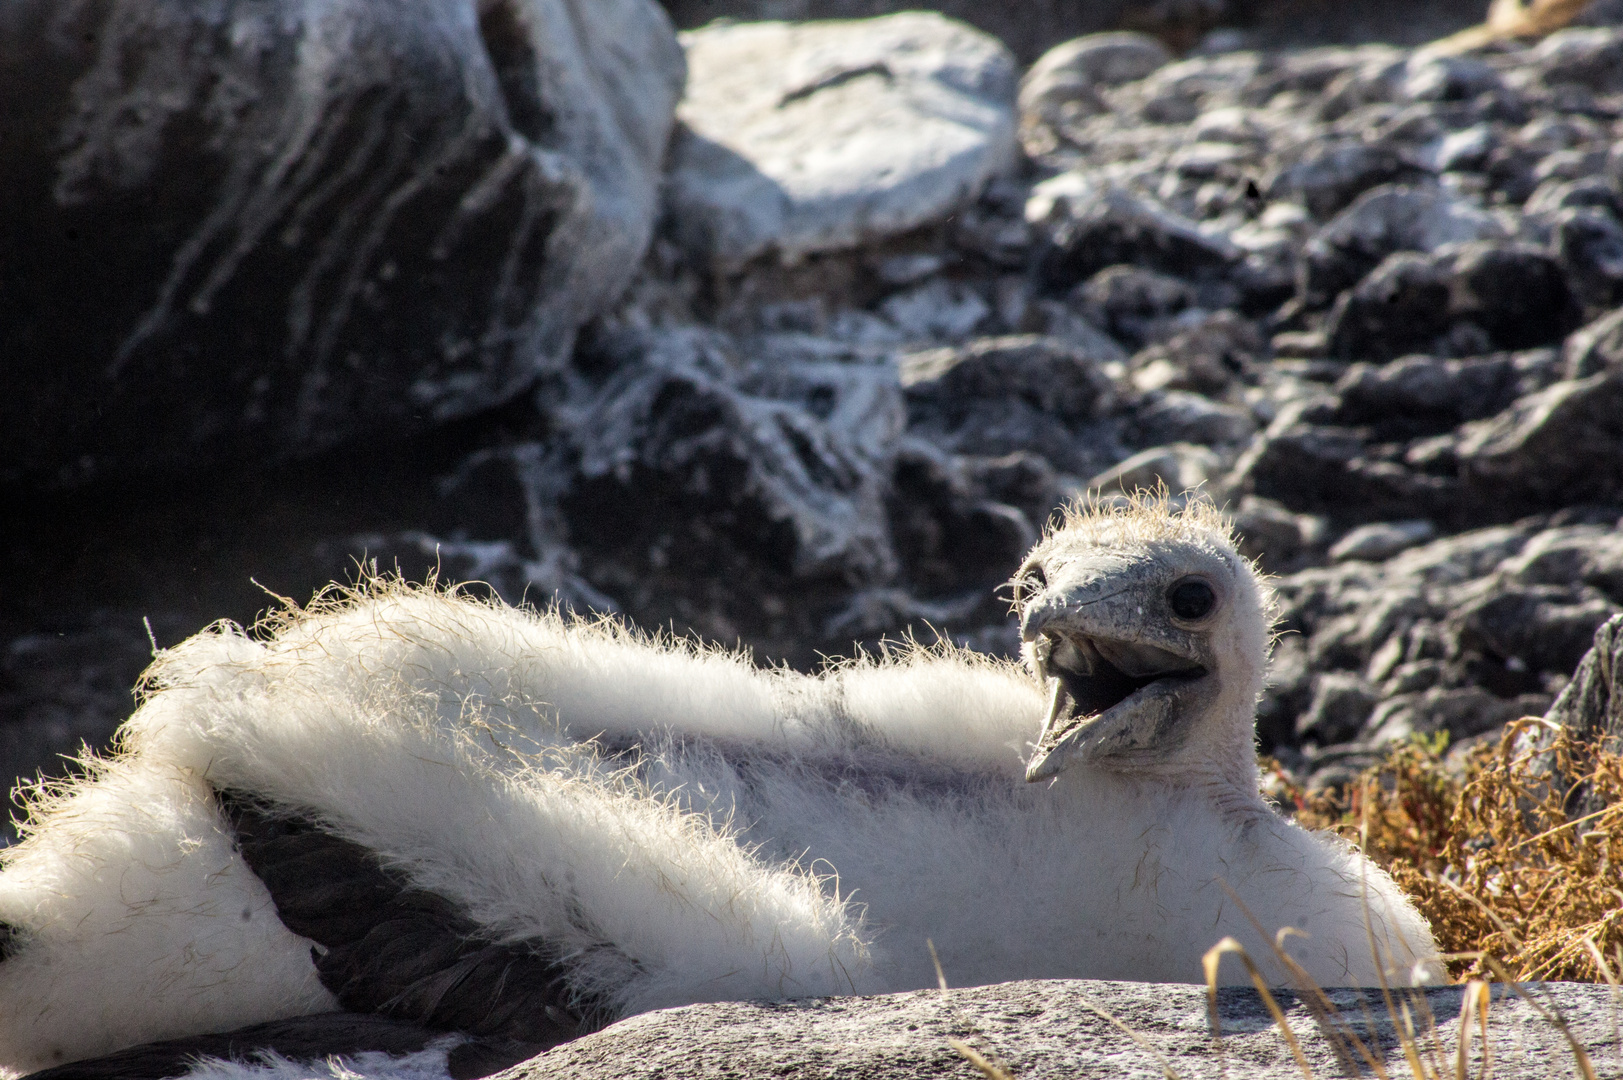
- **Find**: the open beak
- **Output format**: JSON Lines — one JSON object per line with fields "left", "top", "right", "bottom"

{"left": 1024, "top": 630, "right": 1207, "bottom": 782}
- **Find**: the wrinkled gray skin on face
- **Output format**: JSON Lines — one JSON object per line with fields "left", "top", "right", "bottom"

{"left": 1013, "top": 514, "right": 1271, "bottom": 786}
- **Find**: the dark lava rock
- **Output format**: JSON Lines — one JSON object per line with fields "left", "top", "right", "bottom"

{"left": 1457, "top": 369, "right": 1623, "bottom": 509}
{"left": 900, "top": 335, "right": 1118, "bottom": 422}
{"left": 1326, "top": 243, "right": 1581, "bottom": 362}
{"left": 1551, "top": 206, "right": 1623, "bottom": 309}
{"left": 1565, "top": 304, "right": 1623, "bottom": 377}
{"left": 1266, "top": 139, "right": 1416, "bottom": 220}
{"left": 566, "top": 327, "right": 904, "bottom": 583}
{"left": 1367, "top": 685, "right": 1546, "bottom": 745}
{"left": 1327, "top": 520, "right": 1436, "bottom": 563}
{"left": 1297, "top": 184, "right": 1504, "bottom": 308}
{"left": 1324, "top": 252, "right": 1455, "bottom": 361}
{"left": 1524, "top": 175, "right": 1623, "bottom": 219}
{"left": 1226, "top": 401, "right": 1457, "bottom": 523}
{"left": 1128, "top": 310, "right": 1261, "bottom": 394}
{"left": 883, "top": 442, "right": 1038, "bottom": 606}
{"left": 1330, "top": 350, "right": 1559, "bottom": 438}
{"left": 1528, "top": 26, "right": 1623, "bottom": 94}
{"left": 1297, "top": 671, "right": 1377, "bottom": 744}
{"left": 1073, "top": 265, "right": 1197, "bottom": 347}
{"left": 0, "top": 0, "right": 684, "bottom": 485}
{"left": 1029, "top": 177, "right": 1238, "bottom": 288}
{"left": 901, "top": 335, "right": 1122, "bottom": 475}
{"left": 1126, "top": 390, "right": 1257, "bottom": 448}
{"left": 0, "top": 614, "right": 183, "bottom": 829}
{"left": 1452, "top": 583, "right": 1620, "bottom": 678}
{"left": 1439, "top": 243, "right": 1584, "bottom": 350}
{"left": 1400, "top": 53, "right": 1504, "bottom": 102}
{"left": 1504, "top": 524, "right": 1623, "bottom": 604}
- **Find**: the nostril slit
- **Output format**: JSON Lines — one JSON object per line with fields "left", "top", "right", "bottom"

{"left": 1021, "top": 564, "right": 1048, "bottom": 601}
{"left": 477, "top": 0, "right": 556, "bottom": 147}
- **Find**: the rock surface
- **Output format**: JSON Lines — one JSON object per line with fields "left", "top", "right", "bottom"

{"left": 666, "top": 13, "right": 1018, "bottom": 271}
{"left": 0, "top": 0, "right": 684, "bottom": 483}
{"left": 12, "top": 5, "right": 1623, "bottom": 1074}
{"left": 11, "top": 10, "right": 1623, "bottom": 809}
{"left": 1550, "top": 612, "right": 1623, "bottom": 744}
{"left": 506, "top": 978, "right": 1621, "bottom": 1080}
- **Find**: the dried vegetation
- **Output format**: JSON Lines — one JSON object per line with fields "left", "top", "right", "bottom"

{"left": 1283, "top": 719, "right": 1623, "bottom": 984}
{"left": 1423, "top": 0, "right": 1598, "bottom": 57}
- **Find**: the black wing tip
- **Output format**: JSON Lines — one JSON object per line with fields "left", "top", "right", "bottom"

{"left": 209, "top": 784, "right": 603, "bottom": 1046}
{"left": 17, "top": 1017, "right": 549, "bottom": 1080}
{"left": 16, "top": 1012, "right": 509, "bottom": 1080}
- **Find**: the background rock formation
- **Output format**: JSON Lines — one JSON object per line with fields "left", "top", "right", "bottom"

{"left": 507, "top": 978, "right": 1620, "bottom": 1079}
{"left": 7, "top": 2, "right": 1623, "bottom": 816}
{"left": 0, "top": 0, "right": 683, "bottom": 482}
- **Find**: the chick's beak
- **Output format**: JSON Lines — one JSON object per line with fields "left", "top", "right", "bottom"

{"left": 1020, "top": 574, "right": 1206, "bottom": 781}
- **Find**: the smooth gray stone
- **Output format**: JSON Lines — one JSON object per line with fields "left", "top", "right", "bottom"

{"left": 504, "top": 978, "right": 1623, "bottom": 1080}
{"left": 666, "top": 12, "right": 1017, "bottom": 272}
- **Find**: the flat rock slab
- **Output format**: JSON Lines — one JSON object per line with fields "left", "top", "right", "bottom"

{"left": 667, "top": 12, "right": 1018, "bottom": 271}
{"left": 508, "top": 978, "right": 1623, "bottom": 1079}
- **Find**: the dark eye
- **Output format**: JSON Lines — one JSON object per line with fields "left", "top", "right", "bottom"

{"left": 1021, "top": 564, "right": 1048, "bottom": 598}
{"left": 1168, "top": 579, "right": 1215, "bottom": 621}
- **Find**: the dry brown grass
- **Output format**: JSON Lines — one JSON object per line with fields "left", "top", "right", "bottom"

{"left": 1421, "top": 0, "right": 1594, "bottom": 57}
{"left": 1287, "top": 719, "right": 1623, "bottom": 983}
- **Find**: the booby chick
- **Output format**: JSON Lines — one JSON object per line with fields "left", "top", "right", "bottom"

{"left": 0, "top": 498, "right": 1440, "bottom": 1079}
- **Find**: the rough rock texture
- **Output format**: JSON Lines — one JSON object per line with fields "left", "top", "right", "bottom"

{"left": 1457, "top": 369, "right": 1623, "bottom": 508}
{"left": 12, "top": 9, "right": 1623, "bottom": 1073}
{"left": 0, "top": 0, "right": 684, "bottom": 483}
{"left": 1257, "top": 517, "right": 1623, "bottom": 763}
{"left": 666, "top": 13, "right": 1018, "bottom": 271}
{"left": 565, "top": 325, "right": 904, "bottom": 582}
{"left": 13, "top": 12, "right": 1623, "bottom": 813}
{"left": 507, "top": 979, "right": 1622, "bottom": 1080}
{"left": 1549, "top": 612, "right": 1623, "bottom": 748}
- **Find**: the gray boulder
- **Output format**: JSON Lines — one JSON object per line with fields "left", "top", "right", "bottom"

{"left": 1458, "top": 369, "right": 1623, "bottom": 508}
{"left": 0, "top": 0, "right": 684, "bottom": 483}
{"left": 1548, "top": 612, "right": 1623, "bottom": 756}
{"left": 1326, "top": 243, "right": 1582, "bottom": 362}
{"left": 1297, "top": 184, "right": 1507, "bottom": 308}
{"left": 901, "top": 335, "right": 1121, "bottom": 476}
{"left": 1265, "top": 139, "right": 1415, "bottom": 220}
{"left": 1018, "top": 31, "right": 1170, "bottom": 147}
{"left": 565, "top": 326, "right": 905, "bottom": 583}
{"left": 665, "top": 13, "right": 1018, "bottom": 272}
{"left": 1564, "top": 305, "right": 1623, "bottom": 377}
{"left": 510, "top": 978, "right": 1622, "bottom": 1080}
{"left": 1029, "top": 176, "right": 1239, "bottom": 288}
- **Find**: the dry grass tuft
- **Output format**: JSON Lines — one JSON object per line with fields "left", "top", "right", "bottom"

{"left": 1421, "top": 0, "right": 1594, "bottom": 57}
{"left": 1290, "top": 719, "right": 1623, "bottom": 983}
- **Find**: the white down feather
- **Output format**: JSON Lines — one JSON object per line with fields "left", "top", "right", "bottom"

{"left": 0, "top": 580, "right": 1439, "bottom": 1076}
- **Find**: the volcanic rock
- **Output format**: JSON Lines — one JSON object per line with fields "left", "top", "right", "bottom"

{"left": 0, "top": 0, "right": 684, "bottom": 483}
{"left": 665, "top": 13, "right": 1019, "bottom": 271}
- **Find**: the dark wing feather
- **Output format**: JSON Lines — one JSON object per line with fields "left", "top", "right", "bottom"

{"left": 215, "top": 788, "right": 597, "bottom": 1048}
{"left": 18, "top": 1012, "right": 543, "bottom": 1080}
